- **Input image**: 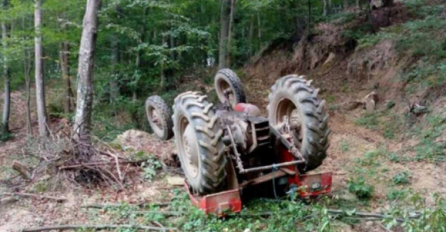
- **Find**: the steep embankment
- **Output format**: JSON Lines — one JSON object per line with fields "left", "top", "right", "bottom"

{"left": 243, "top": 0, "right": 446, "bottom": 212}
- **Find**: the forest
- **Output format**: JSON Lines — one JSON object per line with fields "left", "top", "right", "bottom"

{"left": 1, "top": 0, "right": 446, "bottom": 231}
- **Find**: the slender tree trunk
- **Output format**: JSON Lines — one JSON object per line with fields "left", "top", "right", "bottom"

{"left": 160, "top": 35, "right": 166, "bottom": 90}
{"left": 257, "top": 13, "right": 261, "bottom": 50}
{"left": 323, "top": 0, "right": 328, "bottom": 16}
{"left": 133, "top": 7, "right": 148, "bottom": 102}
{"left": 308, "top": 0, "right": 312, "bottom": 32}
{"left": 329, "top": 0, "right": 333, "bottom": 14}
{"left": 22, "top": 17, "right": 32, "bottom": 136}
{"left": 226, "top": 0, "right": 235, "bottom": 66}
{"left": 60, "top": 42, "right": 72, "bottom": 114}
{"left": 356, "top": 0, "right": 360, "bottom": 9}
{"left": 73, "top": 0, "right": 101, "bottom": 144}
{"left": 218, "top": 0, "right": 230, "bottom": 69}
{"left": 248, "top": 15, "right": 254, "bottom": 57}
{"left": 25, "top": 49, "right": 32, "bottom": 136}
{"left": 1, "top": 0, "right": 10, "bottom": 135}
{"left": 344, "top": 0, "right": 349, "bottom": 9}
{"left": 34, "top": 0, "right": 48, "bottom": 137}
{"left": 110, "top": 34, "right": 119, "bottom": 102}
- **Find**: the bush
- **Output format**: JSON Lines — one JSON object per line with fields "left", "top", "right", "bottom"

{"left": 348, "top": 177, "right": 374, "bottom": 199}
{"left": 392, "top": 171, "right": 411, "bottom": 185}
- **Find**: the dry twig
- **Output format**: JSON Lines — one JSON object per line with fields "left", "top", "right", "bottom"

{"left": 20, "top": 224, "right": 177, "bottom": 232}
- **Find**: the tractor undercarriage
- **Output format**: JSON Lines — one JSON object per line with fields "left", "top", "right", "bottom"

{"left": 145, "top": 69, "right": 332, "bottom": 215}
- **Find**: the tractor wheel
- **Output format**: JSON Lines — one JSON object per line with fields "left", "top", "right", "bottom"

{"left": 145, "top": 95, "right": 173, "bottom": 140}
{"left": 214, "top": 69, "right": 246, "bottom": 107}
{"left": 172, "top": 92, "right": 227, "bottom": 194}
{"left": 267, "top": 75, "right": 330, "bottom": 172}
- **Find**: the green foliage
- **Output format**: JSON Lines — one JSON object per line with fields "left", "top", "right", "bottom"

{"left": 413, "top": 114, "right": 446, "bottom": 162}
{"left": 347, "top": 177, "right": 374, "bottom": 199}
{"left": 142, "top": 155, "right": 162, "bottom": 181}
{"left": 355, "top": 112, "right": 379, "bottom": 129}
{"left": 392, "top": 171, "right": 411, "bottom": 185}
{"left": 386, "top": 188, "right": 411, "bottom": 201}
{"left": 341, "top": 140, "right": 349, "bottom": 153}
{"left": 384, "top": 193, "right": 446, "bottom": 232}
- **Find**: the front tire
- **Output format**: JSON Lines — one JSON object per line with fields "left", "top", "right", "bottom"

{"left": 214, "top": 69, "right": 246, "bottom": 107}
{"left": 267, "top": 75, "right": 330, "bottom": 172}
{"left": 145, "top": 95, "right": 173, "bottom": 140}
{"left": 172, "top": 92, "right": 227, "bottom": 194}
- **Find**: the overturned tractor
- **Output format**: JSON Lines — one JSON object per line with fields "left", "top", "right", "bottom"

{"left": 146, "top": 69, "right": 331, "bottom": 214}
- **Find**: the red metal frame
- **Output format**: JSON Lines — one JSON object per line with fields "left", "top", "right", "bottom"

{"left": 185, "top": 184, "right": 242, "bottom": 215}
{"left": 185, "top": 142, "right": 332, "bottom": 215}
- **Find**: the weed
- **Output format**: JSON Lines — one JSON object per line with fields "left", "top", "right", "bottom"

{"left": 355, "top": 112, "right": 379, "bottom": 129}
{"left": 387, "top": 188, "right": 410, "bottom": 201}
{"left": 142, "top": 155, "right": 162, "bottom": 181}
{"left": 347, "top": 176, "right": 374, "bottom": 199}
{"left": 341, "top": 140, "right": 349, "bottom": 153}
{"left": 414, "top": 115, "right": 446, "bottom": 162}
{"left": 392, "top": 171, "right": 411, "bottom": 185}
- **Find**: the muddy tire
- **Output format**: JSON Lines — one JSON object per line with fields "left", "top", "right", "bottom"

{"left": 145, "top": 95, "right": 173, "bottom": 140}
{"left": 267, "top": 75, "right": 330, "bottom": 172}
{"left": 214, "top": 69, "right": 246, "bottom": 107}
{"left": 172, "top": 92, "right": 227, "bottom": 194}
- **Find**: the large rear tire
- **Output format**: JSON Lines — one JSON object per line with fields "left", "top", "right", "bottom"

{"left": 172, "top": 92, "right": 227, "bottom": 194}
{"left": 214, "top": 69, "right": 246, "bottom": 107}
{"left": 267, "top": 75, "right": 330, "bottom": 172}
{"left": 145, "top": 95, "right": 173, "bottom": 140}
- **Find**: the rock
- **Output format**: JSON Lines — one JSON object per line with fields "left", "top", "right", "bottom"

{"left": 323, "top": 52, "right": 336, "bottom": 66}
{"left": 167, "top": 176, "right": 184, "bottom": 186}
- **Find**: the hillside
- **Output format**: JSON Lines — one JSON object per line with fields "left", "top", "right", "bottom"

{"left": 1, "top": 1, "right": 446, "bottom": 232}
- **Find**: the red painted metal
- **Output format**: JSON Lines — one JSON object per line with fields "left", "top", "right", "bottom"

{"left": 276, "top": 144, "right": 332, "bottom": 197}
{"left": 185, "top": 183, "right": 242, "bottom": 215}
{"left": 185, "top": 142, "right": 332, "bottom": 215}
{"left": 233, "top": 103, "right": 261, "bottom": 116}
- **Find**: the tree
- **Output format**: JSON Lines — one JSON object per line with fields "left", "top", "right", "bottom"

{"left": 34, "top": 0, "right": 49, "bottom": 137}
{"left": 218, "top": 0, "right": 230, "bottom": 69}
{"left": 1, "top": 0, "right": 10, "bottom": 135}
{"left": 73, "top": 0, "right": 101, "bottom": 145}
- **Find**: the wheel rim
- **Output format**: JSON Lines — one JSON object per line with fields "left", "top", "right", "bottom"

{"left": 275, "top": 98, "right": 303, "bottom": 146}
{"left": 147, "top": 105, "right": 164, "bottom": 136}
{"left": 216, "top": 78, "right": 236, "bottom": 106}
{"left": 178, "top": 116, "right": 199, "bottom": 178}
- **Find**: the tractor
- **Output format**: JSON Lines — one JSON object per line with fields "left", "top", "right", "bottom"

{"left": 145, "top": 69, "right": 331, "bottom": 214}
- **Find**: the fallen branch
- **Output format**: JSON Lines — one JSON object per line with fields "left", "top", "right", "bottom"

{"left": 3, "top": 192, "right": 66, "bottom": 202}
{"left": 58, "top": 159, "right": 147, "bottom": 170}
{"left": 81, "top": 202, "right": 170, "bottom": 209}
{"left": 12, "top": 161, "right": 33, "bottom": 180}
{"left": 328, "top": 209, "right": 420, "bottom": 222}
{"left": 20, "top": 224, "right": 177, "bottom": 232}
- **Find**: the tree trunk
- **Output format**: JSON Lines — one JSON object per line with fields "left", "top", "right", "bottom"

{"left": 110, "top": 34, "right": 119, "bottom": 102}
{"left": 1, "top": 0, "right": 10, "bottom": 135}
{"left": 356, "top": 0, "right": 360, "bottom": 9}
{"left": 160, "top": 35, "right": 166, "bottom": 90}
{"left": 308, "top": 0, "right": 312, "bottom": 31}
{"left": 60, "top": 42, "right": 72, "bottom": 114}
{"left": 218, "top": 0, "right": 230, "bottom": 69}
{"left": 323, "top": 0, "right": 328, "bottom": 16}
{"left": 25, "top": 46, "right": 32, "bottom": 136}
{"left": 133, "top": 7, "right": 148, "bottom": 102}
{"left": 34, "top": 0, "right": 48, "bottom": 137}
{"left": 344, "top": 0, "right": 349, "bottom": 9}
{"left": 226, "top": 0, "right": 235, "bottom": 66}
{"left": 248, "top": 15, "right": 254, "bottom": 57}
{"left": 73, "top": 0, "right": 101, "bottom": 144}
{"left": 257, "top": 13, "right": 261, "bottom": 50}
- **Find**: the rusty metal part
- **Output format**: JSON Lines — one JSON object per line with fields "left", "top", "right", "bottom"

{"left": 270, "top": 125, "right": 305, "bottom": 160}
{"left": 240, "top": 169, "right": 288, "bottom": 188}
{"left": 240, "top": 160, "right": 305, "bottom": 174}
